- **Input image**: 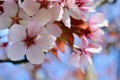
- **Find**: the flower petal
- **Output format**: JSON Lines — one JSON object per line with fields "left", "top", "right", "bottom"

{"left": 7, "top": 42, "right": 25, "bottom": 61}
{"left": 18, "top": 8, "right": 29, "bottom": 26}
{"left": 27, "top": 21, "right": 42, "bottom": 37}
{"left": 33, "top": 8, "right": 52, "bottom": 26}
{"left": 69, "top": 52, "right": 80, "bottom": 67}
{"left": 48, "top": 3, "right": 63, "bottom": 21}
{"left": 26, "top": 45, "right": 45, "bottom": 64}
{"left": 37, "top": 35, "right": 56, "bottom": 51}
{"left": 69, "top": 6, "right": 82, "bottom": 19}
{"left": 89, "top": 13, "right": 108, "bottom": 27}
{"left": 81, "top": 35, "right": 88, "bottom": 48}
{"left": 36, "top": 28, "right": 56, "bottom": 50}
{"left": 9, "top": 24, "right": 26, "bottom": 42}
{"left": 46, "top": 23, "right": 62, "bottom": 37}
{"left": 85, "top": 45, "right": 102, "bottom": 53}
{"left": 0, "top": 14, "right": 12, "bottom": 29}
{"left": 21, "top": 0, "right": 40, "bottom": 16}
{"left": 3, "top": 0, "right": 18, "bottom": 17}
{"left": 90, "top": 29, "right": 104, "bottom": 42}
{"left": 62, "top": 8, "right": 71, "bottom": 28}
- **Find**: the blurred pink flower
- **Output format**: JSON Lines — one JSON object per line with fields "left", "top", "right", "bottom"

{"left": 88, "top": 13, "right": 108, "bottom": 41}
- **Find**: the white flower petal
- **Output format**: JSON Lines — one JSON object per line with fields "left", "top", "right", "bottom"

{"left": 7, "top": 42, "right": 25, "bottom": 61}
{"left": 85, "top": 45, "right": 102, "bottom": 53}
{"left": 89, "top": 13, "right": 108, "bottom": 27}
{"left": 37, "top": 35, "right": 56, "bottom": 50}
{"left": 48, "top": 3, "right": 63, "bottom": 21}
{"left": 69, "top": 53, "right": 80, "bottom": 67}
{"left": 0, "top": 14, "right": 12, "bottom": 29}
{"left": 18, "top": 8, "right": 29, "bottom": 26}
{"left": 27, "top": 21, "right": 42, "bottom": 37}
{"left": 46, "top": 23, "right": 62, "bottom": 37}
{"left": 3, "top": 0, "right": 18, "bottom": 17}
{"left": 33, "top": 8, "right": 52, "bottom": 26}
{"left": 36, "top": 29, "right": 56, "bottom": 50}
{"left": 96, "top": 19, "right": 109, "bottom": 27}
{"left": 9, "top": 24, "right": 26, "bottom": 42}
{"left": 90, "top": 29, "right": 104, "bottom": 41}
{"left": 80, "top": 55, "right": 92, "bottom": 66}
{"left": 62, "top": 8, "right": 71, "bottom": 28}
{"left": 21, "top": 0, "right": 40, "bottom": 16}
{"left": 26, "top": 45, "right": 45, "bottom": 64}
{"left": 81, "top": 36, "right": 88, "bottom": 48}
{"left": 69, "top": 6, "right": 82, "bottom": 19}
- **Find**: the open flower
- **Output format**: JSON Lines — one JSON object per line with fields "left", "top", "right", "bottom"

{"left": 69, "top": 50, "right": 92, "bottom": 71}
{"left": 7, "top": 22, "right": 56, "bottom": 64}
{"left": 21, "top": 0, "right": 63, "bottom": 26}
{"left": 0, "top": 0, "right": 29, "bottom": 29}
{"left": 62, "top": 0, "right": 81, "bottom": 28}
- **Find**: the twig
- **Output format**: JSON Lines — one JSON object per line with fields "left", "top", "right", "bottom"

{"left": 0, "top": 59, "right": 28, "bottom": 64}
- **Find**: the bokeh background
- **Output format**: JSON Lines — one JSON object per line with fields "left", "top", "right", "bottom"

{"left": 0, "top": 0, "right": 119, "bottom": 80}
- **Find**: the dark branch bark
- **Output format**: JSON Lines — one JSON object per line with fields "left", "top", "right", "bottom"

{"left": 0, "top": 59, "right": 28, "bottom": 64}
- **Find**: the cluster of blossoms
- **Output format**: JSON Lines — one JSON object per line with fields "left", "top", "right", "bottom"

{"left": 0, "top": 0, "right": 108, "bottom": 65}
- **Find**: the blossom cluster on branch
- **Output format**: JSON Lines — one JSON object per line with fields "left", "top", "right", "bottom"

{"left": 0, "top": 0, "right": 108, "bottom": 66}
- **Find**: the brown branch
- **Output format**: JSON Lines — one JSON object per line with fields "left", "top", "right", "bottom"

{"left": 0, "top": 59, "right": 28, "bottom": 64}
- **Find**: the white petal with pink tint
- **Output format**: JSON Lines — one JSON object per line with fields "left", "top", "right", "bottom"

{"left": 46, "top": 23, "right": 62, "bottom": 37}
{"left": 69, "top": 52, "right": 80, "bottom": 67}
{"left": 36, "top": 28, "right": 56, "bottom": 50}
{"left": 89, "top": 13, "right": 108, "bottom": 27}
{"left": 85, "top": 45, "right": 102, "bottom": 53}
{"left": 90, "top": 29, "right": 104, "bottom": 41}
{"left": 7, "top": 42, "right": 25, "bottom": 60}
{"left": 0, "top": 14, "right": 12, "bottom": 29}
{"left": 36, "top": 34, "right": 56, "bottom": 50}
{"left": 48, "top": 3, "right": 63, "bottom": 21}
{"left": 27, "top": 21, "right": 42, "bottom": 37}
{"left": 3, "top": 0, "right": 18, "bottom": 17}
{"left": 81, "top": 35, "right": 88, "bottom": 48}
{"left": 79, "top": 54, "right": 92, "bottom": 72}
{"left": 62, "top": 8, "right": 71, "bottom": 28}
{"left": 18, "top": 8, "right": 29, "bottom": 26}
{"left": 9, "top": 24, "right": 26, "bottom": 42}
{"left": 26, "top": 45, "right": 45, "bottom": 64}
{"left": 21, "top": 0, "right": 40, "bottom": 16}
{"left": 96, "top": 19, "right": 108, "bottom": 27}
{"left": 69, "top": 6, "right": 82, "bottom": 19}
{"left": 33, "top": 8, "right": 52, "bottom": 26}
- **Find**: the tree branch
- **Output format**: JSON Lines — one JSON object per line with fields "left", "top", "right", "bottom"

{"left": 0, "top": 59, "right": 28, "bottom": 64}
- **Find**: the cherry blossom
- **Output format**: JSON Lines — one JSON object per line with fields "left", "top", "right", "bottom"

{"left": 21, "top": 0, "right": 63, "bottom": 26}
{"left": 69, "top": 50, "right": 92, "bottom": 72}
{"left": 0, "top": 0, "right": 29, "bottom": 29}
{"left": 7, "top": 22, "right": 56, "bottom": 64}
{"left": 88, "top": 13, "right": 108, "bottom": 42}
{"left": 61, "top": 0, "right": 94, "bottom": 28}
{"left": 0, "top": 0, "right": 109, "bottom": 68}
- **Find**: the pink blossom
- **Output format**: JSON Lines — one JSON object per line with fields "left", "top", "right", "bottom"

{"left": 7, "top": 22, "right": 56, "bottom": 64}
{"left": 88, "top": 13, "right": 108, "bottom": 41}
{"left": 21, "top": 0, "right": 63, "bottom": 26}
{"left": 0, "top": 0, "right": 29, "bottom": 29}
{"left": 69, "top": 50, "right": 92, "bottom": 71}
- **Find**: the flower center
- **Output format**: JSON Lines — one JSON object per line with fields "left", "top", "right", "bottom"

{"left": 10, "top": 16, "right": 22, "bottom": 24}
{"left": 75, "top": 1, "right": 85, "bottom": 7}
{"left": 23, "top": 29, "right": 37, "bottom": 49}
{"left": 35, "top": 0, "right": 49, "bottom": 8}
